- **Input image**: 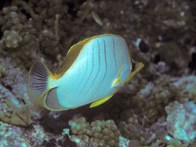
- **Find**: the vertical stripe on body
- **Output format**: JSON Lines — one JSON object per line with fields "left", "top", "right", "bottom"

{"left": 79, "top": 46, "right": 90, "bottom": 95}
{"left": 83, "top": 42, "right": 96, "bottom": 97}
{"left": 85, "top": 40, "right": 100, "bottom": 98}
{"left": 93, "top": 38, "right": 108, "bottom": 97}
{"left": 112, "top": 38, "right": 117, "bottom": 71}
{"left": 90, "top": 40, "right": 102, "bottom": 98}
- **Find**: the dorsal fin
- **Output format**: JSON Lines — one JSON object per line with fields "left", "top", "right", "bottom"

{"left": 55, "top": 37, "right": 93, "bottom": 76}
{"left": 55, "top": 34, "right": 114, "bottom": 76}
{"left": 43, "top": 88, "right": 65, "bottom": 111}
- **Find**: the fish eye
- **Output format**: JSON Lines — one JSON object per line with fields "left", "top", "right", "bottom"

{"left": 139, "top": 40, "right": 150, "bottom": 53}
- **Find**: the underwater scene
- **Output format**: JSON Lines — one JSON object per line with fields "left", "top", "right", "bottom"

{"left": 0, "top": 0, "right": 196, "bottom": 147}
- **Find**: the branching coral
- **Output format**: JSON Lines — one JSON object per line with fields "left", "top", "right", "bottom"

{"left": 77, "top": 0, "right": 103, "bottom": 26}
{"left": 0, "top": 0, "right": 70, "bottom": 68}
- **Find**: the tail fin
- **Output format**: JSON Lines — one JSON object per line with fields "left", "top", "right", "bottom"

{"left": 28, "top": 62, "right": 51, "bottom": 106}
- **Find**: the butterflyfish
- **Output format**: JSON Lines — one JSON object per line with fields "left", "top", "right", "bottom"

{"left": 28, "top": 34, "right": 144, "bottom": 111}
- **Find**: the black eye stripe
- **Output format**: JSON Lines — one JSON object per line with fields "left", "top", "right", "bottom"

{"left": 139, "top": 40, "right": 150, "bottom": 53}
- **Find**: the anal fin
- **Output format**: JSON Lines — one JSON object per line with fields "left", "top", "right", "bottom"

{"left": 90, "top": 95, "right": 113, "bottom": 108}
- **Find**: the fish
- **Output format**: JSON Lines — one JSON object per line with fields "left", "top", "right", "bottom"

{"left": 133, "top": 38, "right": 150, "bottom": 53}
{"left": 28, "top": 34, "right": 144, "bottom": 111}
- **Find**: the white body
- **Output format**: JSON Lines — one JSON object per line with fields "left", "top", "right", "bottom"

{"left": 56, "top": 35, "right": 132, "bottom": 108}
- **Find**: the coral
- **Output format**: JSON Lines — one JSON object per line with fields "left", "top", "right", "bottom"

{"left": 0, "top": 63, "right": 6, "bottom": 78}
{"left": 0, "top": 57, "right": 39, "bottom": 126}
{"left": 165, "top": 100, "right": 196, "bottom": 143}
{"left": 0, "top": 58, "right": 29, "bottom": 102}
{"left": 0, "top": 121, "right": 57, "bottom": 147}
{"left": 25, "top": 124, "right": 52, "bottom": 146}
{"left": 0, "top": 0, "right": 194, "bottom": 72}
{"left": 2, "top": 30, "right": 22, "bottom": 48}
{"left": 118, "top": 136, "right": 130, "bottom": 147}
{"left": 151, "top": 138, "right": 190, "bottom": 147}
{"left": 119, "top": 113, "right": 142, "bottom": 141}
{"left": 0, "top": 121, "right": 30, "bottom": 147}
{"left": 77, "top": 0, "right": 103, "bottom": 26}
{"left": 0, "top": 84, "right": 33, "bottom": 126}
{"left": 119, "top": 112, "right": 167, "bottom": 146}
{"left": 1, "top": 6, "right": 25, "bottom": 32}
{"left": 129, "top": 75, "right": 179, "bottom": 124}
{"left": 164, "top": 135, "right": 190, "bottom": 147}
{"left": 189, "top": 141, "right": 196, "bottom": 147}
{"left": 0, "top": 57, "right": 28, "bottom": 103}
{"left": 173, "top": 75, "right": 196, "bottom": 100}
{"left": 0, "top": 0, "right": 195, "bottom": 146}
{"left": 64, "top": 114, "right": 120, "bottom": 147}
{"left": 0, "top": 0, "right": 69, "bottom": 68}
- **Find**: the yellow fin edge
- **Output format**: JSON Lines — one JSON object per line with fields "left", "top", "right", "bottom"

{"left": 124, "top": 62, "right": 144, "bottom": 84}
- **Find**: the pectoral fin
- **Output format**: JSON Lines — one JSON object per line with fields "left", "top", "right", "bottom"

{"left": 90, "top": 95, "right": 113, "bottom": 108}
{"left": 112, "top": 65, "right": 124, "bottom": 87}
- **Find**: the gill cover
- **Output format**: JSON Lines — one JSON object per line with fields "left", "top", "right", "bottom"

{"left": 43, "top": 88, "right": 66, "bottom": 111}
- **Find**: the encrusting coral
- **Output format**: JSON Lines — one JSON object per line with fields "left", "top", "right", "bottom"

{"left": 0, "top": 121, "right": 58, "bottom": 147}
{"left": 165, "top": 100, "right": 196, "bottom": 143}
{"left": 127, "top": 75, "right": 179, "bottom": 124}
{"left": 2, "top": 30, "right": 22, "bottom": 48}
{"left": 172, "top": 75, "right": 196, "bottom": 101}
{"left": 64, "top": 114, "right": 121, "bottom": 147}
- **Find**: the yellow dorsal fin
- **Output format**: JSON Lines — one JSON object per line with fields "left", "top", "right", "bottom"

{"left": 112, "top": 64, "right": 124, "bottom": 87}
{"left": 90, "top": 95, "right": 113, "bottom": 108}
